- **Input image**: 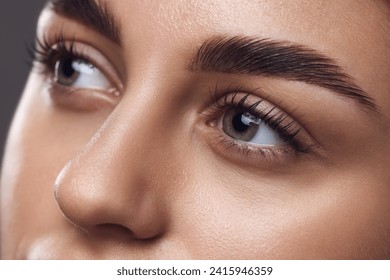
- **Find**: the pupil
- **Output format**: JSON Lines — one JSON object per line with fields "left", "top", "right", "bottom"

{"left": 232, "top": 112, "right": 249, "bottom": 132}
{"left": 61, "top": 58, "right": 76, "bottom": 78}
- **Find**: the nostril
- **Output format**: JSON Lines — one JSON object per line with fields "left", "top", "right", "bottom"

{"left": 95, "top": 223, "right": 134, "bottom": 240}
{"left": 96, "top": 223, "right": 163, "bottom": 242}
{"left": 97, "top": 223, "right": 132, "bottom": 231}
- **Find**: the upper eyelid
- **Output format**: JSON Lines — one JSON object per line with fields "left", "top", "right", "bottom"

{"left": 211, "top": 86, "right": 287, "bottom": 118}
{"left": 212, "top": 92, "right": 287, "bottom": 125}
{"left": 211, "top": 85, "right": 310, "bottom": 128}
{"left": 36, "top": 8, "right": 126, "bottom": 75}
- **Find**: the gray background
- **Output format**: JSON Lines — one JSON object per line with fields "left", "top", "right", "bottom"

{"left": 0, "top": 0, "right": 47, "bottom": 161}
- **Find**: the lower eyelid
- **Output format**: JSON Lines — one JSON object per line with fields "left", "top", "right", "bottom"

{"left": 215, "top": 123, "right": 296, "bottom": 155}
{"left": 200, "top": 126, "right": 299, "bottom": 168}
{"left": 46, "top": 82, "right": 120, "bottom": 111}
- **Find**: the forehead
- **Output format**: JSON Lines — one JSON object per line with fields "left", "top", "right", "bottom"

{"left": 46, "top": 0, "right": 389, "bottom": 52}
{"left": 103, "top": 0, "right": 388, "bottom": 55}
{"left": 103, "top": 0, "right": 389, "bottom": 96}
{"left": 107, "top": 0, "right": 387, "bottom": 34}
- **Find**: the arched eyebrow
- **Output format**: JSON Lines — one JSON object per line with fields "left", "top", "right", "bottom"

{"left": 47, "top": 0, "right": 121, "bottom": 45}
{"left": 190, "top": 36, "right": 380, "bottom": 114}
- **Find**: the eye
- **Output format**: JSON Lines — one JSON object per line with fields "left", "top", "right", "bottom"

{"left": 54, "top": 56, "right": 111, "bottom": 89}
{"left": 29, "top": 36, "right": 123, "bottom": 110}
{"left": 222, "top": 109, "right": 284, "bottom": 146}
{"left": 202, "top": 91, "right": 316, "bottom": 161}
{"left": 30, "top": 36, "right": 122, "bottom": 94}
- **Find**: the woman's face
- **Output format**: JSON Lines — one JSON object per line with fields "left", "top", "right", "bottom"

{"left": 1, "top": 0, "right": 389, "bottom": 259}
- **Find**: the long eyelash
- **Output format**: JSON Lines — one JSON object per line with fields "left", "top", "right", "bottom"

{"left": 26, "top": 34, "right": 79, "bottom": 75}
{"left": 209, "top": 90, "right": 310, "bottom": 153}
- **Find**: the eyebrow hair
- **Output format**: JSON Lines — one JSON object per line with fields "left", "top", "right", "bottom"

{"left": 190, "top": 36, "right": 379, "bottom": 113}
{"left": 48, "top": 0, "right": 121, "bottom": 45}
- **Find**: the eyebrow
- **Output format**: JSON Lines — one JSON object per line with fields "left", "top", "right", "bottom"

{"left": 190, "top": 36, "right": 379, "bottom": 113}
{"left": 48, "top": 0, "right": 121, "bottom": 45}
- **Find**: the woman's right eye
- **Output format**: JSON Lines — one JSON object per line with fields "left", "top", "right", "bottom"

{"left": 30, "top": 36, "right": 122, "bottom": 94}
{"left": 29, "top": 36, "right": 123, "bottom": 110}
{"left": 54, "top": 56, "right": 112, "bottom": 90}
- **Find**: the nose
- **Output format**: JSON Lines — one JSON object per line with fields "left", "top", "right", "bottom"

{"left": 54, "top": 100, "right": 170, "bottom": 240}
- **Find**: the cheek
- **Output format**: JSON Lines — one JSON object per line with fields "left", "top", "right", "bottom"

{"left": 176, "top": 167, "right": 390, "bottom": 259}
{"left": 263, "top": 177, "right": 390, "bottom": 259}
{"left": 0, "top": 79, "right": 108, "bottom": 258}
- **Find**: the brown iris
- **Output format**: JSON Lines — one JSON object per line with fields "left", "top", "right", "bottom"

{"left": 222, "top": 109, "right": 260, "bottom": 141}
{"left": 54, "top": 57, "right": 80, "bottom": 86}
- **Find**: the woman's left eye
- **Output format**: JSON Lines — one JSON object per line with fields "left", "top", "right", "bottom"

{"left": 222, "top": 108, "right": 284, "bottom": 146}
{"left": 203, "top": 91, "right": 315, "bottom": 160}
{"left": 54, "top": 56, "right": 111, "bottom": 89}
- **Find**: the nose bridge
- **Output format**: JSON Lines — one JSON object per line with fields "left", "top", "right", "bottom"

{"left": 54, "top": 89, "right": 179, "bottom": 239}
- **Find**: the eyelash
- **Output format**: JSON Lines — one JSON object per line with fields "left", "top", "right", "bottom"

{"left": 207, "top": 89, "right": 311, "bottom": 156}
{"left": 28, "top": 35, "right": 86, "bottom": 77}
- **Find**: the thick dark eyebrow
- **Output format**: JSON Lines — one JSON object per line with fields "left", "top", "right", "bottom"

{"left": 48, "top": 0, "right": 121, "bottom": 45}
{"left": 190, "top": 36, "right": 379, "bottom": 113}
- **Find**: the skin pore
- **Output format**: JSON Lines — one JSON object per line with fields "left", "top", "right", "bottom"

{"left": 0, "top": 0, "right": 389, "bottom": 259}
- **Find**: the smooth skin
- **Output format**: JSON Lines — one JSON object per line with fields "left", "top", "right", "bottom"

{"left": 1, "top": 0, "right": 390, "bottom": 259}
